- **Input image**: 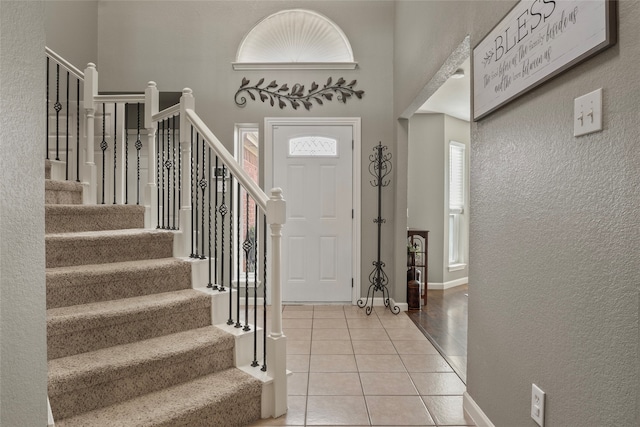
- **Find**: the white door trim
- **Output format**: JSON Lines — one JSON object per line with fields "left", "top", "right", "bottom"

{"left": 265, "top": 117, "right": 361, "bottom": 305}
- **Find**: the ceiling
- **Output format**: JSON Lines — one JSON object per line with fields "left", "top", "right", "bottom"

{"left": 416, "top": 57, "right": 471, "bottom": 122}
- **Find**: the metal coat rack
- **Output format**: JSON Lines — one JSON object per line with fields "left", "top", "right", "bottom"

{"left": 358, "top": 142, "right": 400, "bottom": 315}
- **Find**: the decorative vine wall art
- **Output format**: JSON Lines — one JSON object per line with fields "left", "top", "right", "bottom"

{"left": 234, "top": 77, "right": 364, "bottom": 110}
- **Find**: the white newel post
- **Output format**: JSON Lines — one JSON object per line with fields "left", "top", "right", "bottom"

{"left": 175, "top": 88, "right": 195, "bottom": 257}
{"left": 144, "top": 81, "right": 159, "bottom": 228}
{"left": 83, "top": 63, "right": 98, "bottom": 204}
{"left": 266, "top": 188, "right": 287, "bottom": 418}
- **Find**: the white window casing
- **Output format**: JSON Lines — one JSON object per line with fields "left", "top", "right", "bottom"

{"left": 449, "top": 141, "right": 466, "bottom": 266}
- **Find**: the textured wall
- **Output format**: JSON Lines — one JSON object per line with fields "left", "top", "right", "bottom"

{"left": 0, "top": 1, "right": 48, "bottom": 426}
{"left": 395, "top": 0, "right": 638, "bottom": 426}
{"left": 94, "top": 0, "right": 396, "bottom": 300}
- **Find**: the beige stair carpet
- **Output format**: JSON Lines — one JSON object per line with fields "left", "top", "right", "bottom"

{"left": 45, "top": 177, "right": 262, "bottom": 426}
{"left": 46, "top": 258, "right": 191, "bottom": 308}
{"left": 47, "top": 289, "right": 212, "bottom": 359}
{"left": 46, "top": 228, "right": 174, "bottom": 268}
{"left": 54, "top": 368, "right": 262, "bottom": 427}
{"left": 46, "top": 204, "right": 145, "bottom": 233}
{"left": 48, "top": 326, "right": 236, "bottom": 419}
{"left": 45, "top": 179, "right": 83, "bottom": 204}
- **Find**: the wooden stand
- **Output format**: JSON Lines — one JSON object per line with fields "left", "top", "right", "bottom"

{"left": 407, "top": 229, "right": 428, "bottom": 308}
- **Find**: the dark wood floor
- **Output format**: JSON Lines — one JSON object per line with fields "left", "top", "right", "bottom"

{"left": 408, "top": 285, "right": 468, "bottom": 383}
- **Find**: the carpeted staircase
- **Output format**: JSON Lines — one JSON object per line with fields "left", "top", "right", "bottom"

{"left": 45, "top": 163, "right": 262, "bottom": 426}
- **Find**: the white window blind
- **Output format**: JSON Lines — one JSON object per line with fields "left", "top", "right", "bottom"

{"left": 449, "top": 142, "right": 465, "bottom": 212}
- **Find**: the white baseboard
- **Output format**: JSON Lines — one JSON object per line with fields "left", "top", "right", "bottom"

{"left": 47, "top": 397, "right": 55, "bottom": 427}
{"left": 428, "top": 277, "right": 468, "bottom": 290}
{"left": 463, "top": 392, "right": 495, "bottom": 427}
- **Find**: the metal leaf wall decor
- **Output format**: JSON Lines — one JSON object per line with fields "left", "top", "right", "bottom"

{"left": 234, "top": 77, "right": 364, "bottom": 110}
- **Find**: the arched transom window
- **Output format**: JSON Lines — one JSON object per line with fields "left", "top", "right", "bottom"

{"left": 233, "top": 9, "right": 357, "bottom": 70}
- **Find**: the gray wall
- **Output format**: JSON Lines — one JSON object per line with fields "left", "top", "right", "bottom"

{"left": 94, "top": 0, "right": 396, "bottom": 300}
{"left": 396, "top": 1, "right": 638, "bottom": 426}
{"left": 408, "top": 114, "right": 445, "bottom": 283}
{"left": 45, "top": 0, "right": 98, "bottom": 68}
{"left": 407, "top": 113, "right": 469, "bottom": 285}
{"left": 0, "top": 1, "right": 48, "bottom": 426}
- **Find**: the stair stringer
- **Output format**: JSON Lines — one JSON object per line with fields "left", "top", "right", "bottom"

{"left": 193, "top": 279, "right": 282, "bottom": 420}
{"left": 49, "top": 160, "right": 66, "bottom": 181}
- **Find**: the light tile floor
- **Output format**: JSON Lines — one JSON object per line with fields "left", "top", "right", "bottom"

{"left": 249, "top": 304, "right": 475, "bottom": 426}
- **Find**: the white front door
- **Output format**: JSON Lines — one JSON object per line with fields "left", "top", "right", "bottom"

{"left": 272, "top": 124, "right": 354, "bottom": 302}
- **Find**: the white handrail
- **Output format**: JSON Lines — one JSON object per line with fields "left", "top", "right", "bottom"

{"left": 94, "top": 94, "right": 145, "bottom": 103}
{"left": 45, "top": 47, "right": 84, "bottom": 80}
{"left": 152, "top": 103, "right": 180, "bottom": 122}
{"left": 185, "top": 108, "right": 270, "bottom": 210}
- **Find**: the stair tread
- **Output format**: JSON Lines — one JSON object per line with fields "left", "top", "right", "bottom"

{"left": 46, "top": 228, "right": 173, "bottom": 240}
{"left": 46, "top": 228, "right": 174, "bottom": 268}
{"left": 47, "top": 289, "right": 210, "bottom": 335}
{"left": 45, "top": 204, "right": 145, "bottom": 213}
{"left": 46, "top": 258, "right": 192, "bottom": 308}
{"left": 45, "top": 179, "right": 83, "bottom": 191}
{"left": 46, "top": 257, "right": 188, "bottom": 277}
{"left": 49, "top": 325, "right": 234, "bottom": 395}
{"left": 46, "top": 204, "right": 145, "bottom": 233}
{"left": 54, "top": 368, "right": 262, "bottom": 427}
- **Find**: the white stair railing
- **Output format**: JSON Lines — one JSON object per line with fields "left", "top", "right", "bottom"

{"left": 46, "top": 49, "right": 288, "bottom": 420}
{"left": 45, "top": 48, "right": 85, "bottom": 183}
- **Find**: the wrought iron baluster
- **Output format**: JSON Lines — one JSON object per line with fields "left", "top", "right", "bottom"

{"left": 46, "top": 57, "right": 50, "bottom": 160}
{"left": 55, "top": 64, "right": 61, "bottom": 161}
{"left": 65, "top": 71, "right": 69, "bottom": 180}
{"left": 227, "top": 172, "right": 235, "bottom": 326}
{"left": 161, "top": 120, "right": 166, "bottom": 228}
{"left": 243, "top": 192, "right": 252, "bottom": 332}
{"left": 76, "top": 78, "right": 80, "bottom": 182}
{"left": 214, "top": 156, "right": 219, "bottom": 290}
{"left": 125, "top": 103, "right": 129, "bottom": 204}
{"left": 207, "top": 147, "right": 213, "bottom": 289}
{"left": 262, "top": 213, "right": 267, "bottom": 372}
{"left": 156, "top": 122, "right": 160, "bottom": 228}
{"left": 190, "top": 127, "right": 195, "bottom": 257}
{"left": 177, "top": 122, "right": 182, "bottom": 230}
{"left": 218, "top": 164, "right": 227, "bottom": 293}
{"left": 251, "top": 202, "right": 259, "bottom": 367}
{"left": 136, "top": 104, "right": 142, "bottom": 205}
{"left": 200, "top": 137, "right": 206, "bottom": 259}
{"left": 165, "top": 119, "right": 171, "bottom": 229}
{"left": 113, "top": 102, "right": 117, "bottom": 204}
{"left": 235, "top": 180, "right": 242, "bottom": 329}
{"left": 194, "top": 133, "right": 200, "bottom": 255}
{"left": 172, "top": 115, "right": 177, "bottom": 230}
{"left": 101, "top": 103, "right": 107, "bottom": 204}
{"left": 225, "top": 170, "right": 233, "bottom": 324}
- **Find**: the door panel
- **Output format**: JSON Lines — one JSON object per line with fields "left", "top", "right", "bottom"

{"left": 273, "top": 125, "right": 353, "bottom": 302}
{"left": 287, "top": 236, "right": 306, "bottom": 281}
{"left": 320, "top": 236, "right": 338, "bottom": 280}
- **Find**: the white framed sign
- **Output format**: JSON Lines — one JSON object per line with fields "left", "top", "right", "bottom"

{"left": 473, "top": 0, "right": 617, "bottom": 121}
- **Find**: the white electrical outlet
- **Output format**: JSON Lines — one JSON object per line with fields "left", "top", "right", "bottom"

{"left": 574, "top": 88, "right": 603, "bottom": 137}
{"left": 531, "top": 383, "right": 546, "bottom": 426}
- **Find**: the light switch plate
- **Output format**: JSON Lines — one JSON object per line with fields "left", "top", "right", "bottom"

{"left": 574, "top": 88, "right": 602, "bottom": 137}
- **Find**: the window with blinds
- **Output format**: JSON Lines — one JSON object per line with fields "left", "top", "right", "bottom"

{"left": 449, "top": 142, "right": 465, "bottom": 212}
{"left": 449, "top": 141, "right": 466, "bottom": 265}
